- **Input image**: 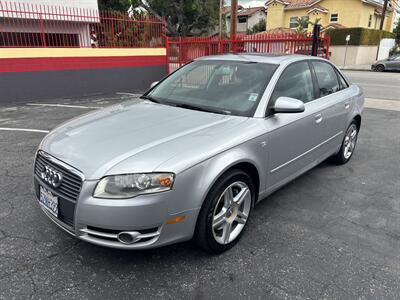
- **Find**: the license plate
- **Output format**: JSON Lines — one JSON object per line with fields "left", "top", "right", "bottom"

{"left": 39, "top": 186, "right": 58, "bottom": 217}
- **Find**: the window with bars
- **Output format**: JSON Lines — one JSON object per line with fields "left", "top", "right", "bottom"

{"left": 368, "top": 14, "right": 373, "bottom": 27}
{"left": 330, "top": 13, "right": 338, "bottom": 22}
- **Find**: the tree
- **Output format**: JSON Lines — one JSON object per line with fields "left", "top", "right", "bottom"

{"left": 295, "top": 17, "right": 309, "bottom": 35}
{"left": 394, "top": 20, "right": 400, "bottom": 44}
{"left": 132, "top": 0, "right": 220, "bottom": 36}
{"left": 309, "top": 17, "right": 321, "bottom": 27}
{"left": 98, "top": 0, "right": 131, "bottom": 11}
{"left": 389, "top": 21, "right": 400, "bottom": 56}
{"left": 247, "top": 19, "right": 266, "bottom": 34}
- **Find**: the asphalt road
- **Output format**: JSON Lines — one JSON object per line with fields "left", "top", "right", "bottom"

{"left": 343, "top": 70, "right": 400, "bottom": 101}
{"left": 0, "top": 92, "right": 400, "bottom": 299}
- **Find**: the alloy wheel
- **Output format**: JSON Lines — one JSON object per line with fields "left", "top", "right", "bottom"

{"left": 343, "top": 124, "right": 358, "bottom": 160}
{"left": 212, "top": 181, "right": 252, "bottom": 245}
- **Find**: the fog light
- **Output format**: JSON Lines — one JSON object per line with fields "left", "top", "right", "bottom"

{"left": 117, "top": 231, "right": 140, "bottom": 244}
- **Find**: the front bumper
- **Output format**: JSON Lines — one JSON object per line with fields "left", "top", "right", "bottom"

{"left": 34, "top": 177, "right": 200, "bottom": 250}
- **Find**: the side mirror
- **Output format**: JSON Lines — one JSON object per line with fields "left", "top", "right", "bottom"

{"left": 272, "top": 97, "right": 305, "bottom": 114}
{"left": 150, "top": 81, "right": 159, "bottom": 89}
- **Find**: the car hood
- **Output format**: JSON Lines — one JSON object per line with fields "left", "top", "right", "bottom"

{"left": 40, "top": 100, "right": 248, "bottom": 179}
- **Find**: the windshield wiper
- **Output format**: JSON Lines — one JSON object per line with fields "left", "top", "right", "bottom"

{"left": 140, "top": 95, "right": 160, "bottom": 103}
{"left": 174, "top": 103, "right": 228, "bottom": 115}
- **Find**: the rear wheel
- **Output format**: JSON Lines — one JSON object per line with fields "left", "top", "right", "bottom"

{"left": 194, "top": 169, "right": 255, "bottom": 254}
{"left": 331, "top": 121, "right": 359, "bottom": 164}
{"left": 375, "top": 64, "right": 385, "bottom": 72}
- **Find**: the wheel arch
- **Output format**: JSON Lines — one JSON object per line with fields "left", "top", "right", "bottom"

{"left": 199, "top": 153, "right": 263, "bottom": 209}
{"left": 353, "top": 114, "right": 362, "bottom": 129}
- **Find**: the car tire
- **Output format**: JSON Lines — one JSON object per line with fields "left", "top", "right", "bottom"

{"left": 194, "top": 169, "right": 255, "bottom": 254}
{"left": 331, "top": 120, "right": 359, "bottom": 165}
{"left": 375, "top": 64, "right": 385, "bottom": 72}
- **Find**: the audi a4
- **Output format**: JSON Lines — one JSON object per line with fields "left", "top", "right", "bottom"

{"left": 34, "top": 54, "right": 364, "bottom": 253}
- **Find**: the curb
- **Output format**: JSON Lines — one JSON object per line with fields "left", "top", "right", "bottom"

{"left": 340, "top": 68, "right": 372, "bottom": 72}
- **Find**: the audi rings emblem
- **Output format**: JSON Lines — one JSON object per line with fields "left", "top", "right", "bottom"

{"left": 41, "top": 165, "right": 63, "bottom": 188}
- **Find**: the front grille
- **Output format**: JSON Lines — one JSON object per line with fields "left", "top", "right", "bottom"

{"left": 34, "top": 151, "right": 84, "bottom": 229}
{"left": 34, "top": 152, "right": 83, "bottom": 203}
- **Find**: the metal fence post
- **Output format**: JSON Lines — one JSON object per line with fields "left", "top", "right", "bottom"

{"left": 325, "top": 34, "right": 330, "bottom": 59}
{"left": 39, "top": 12, "right": 46, "bottom": 47}
{"left": 178, "top": 36, "right": 182, "bottom": 67}
{"left": 311, "top": 24, "right": 320, "bottom": 56}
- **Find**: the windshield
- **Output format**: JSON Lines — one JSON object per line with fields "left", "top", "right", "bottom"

{"left": 145, "top": 60, "right": 278, "bottom": 117}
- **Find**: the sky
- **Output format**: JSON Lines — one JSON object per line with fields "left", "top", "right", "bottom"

{"left": 237, "top": 0, "right": 266, "bottom": 8}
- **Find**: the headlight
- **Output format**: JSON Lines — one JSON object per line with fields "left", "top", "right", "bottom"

{"left": 93, "top": 173, "right": 175, "bottom": 199}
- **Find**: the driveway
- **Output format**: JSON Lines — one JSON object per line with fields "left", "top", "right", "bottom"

{"left": 0, "top": 93, "right": 399, "bottom": 299}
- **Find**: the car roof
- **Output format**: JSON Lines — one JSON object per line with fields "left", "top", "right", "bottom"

{"left": 196, "top": 53, "right": 325, "bottom": 65}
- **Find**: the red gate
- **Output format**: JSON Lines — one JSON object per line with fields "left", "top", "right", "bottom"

{"left": 166, "top": 33, "right": 330, "bottom": 73}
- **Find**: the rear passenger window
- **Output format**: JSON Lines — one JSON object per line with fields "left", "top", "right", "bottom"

{"left": 270, "top": 61, "right": 315, "bottom": 104}
{"left": 312, "top": 61, "right": 340, "bottom": 97}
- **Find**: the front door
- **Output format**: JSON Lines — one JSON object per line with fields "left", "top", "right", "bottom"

{"left": 264, "top": 61, "right": 322, "bottom": 190}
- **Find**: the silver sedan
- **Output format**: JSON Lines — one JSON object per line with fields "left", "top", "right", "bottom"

{"left": 34, "top": 54, "right": 364, "bottom": 253}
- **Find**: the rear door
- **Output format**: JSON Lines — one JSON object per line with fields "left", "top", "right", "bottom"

{"left": 310, "top": 60, "right": 351, "bottom": 160}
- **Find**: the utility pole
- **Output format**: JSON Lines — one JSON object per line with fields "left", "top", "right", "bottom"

{"left": 219, "top": 0, "right": 223, "bottom": 37}
{"left": 379, "top": 0, "right": 389, "bottom": 30}
{"left": 230, "top": 0, "right": 238, "bottom": 37}
{"left": 377, "top": 0, "right": 389, "bottom": 60}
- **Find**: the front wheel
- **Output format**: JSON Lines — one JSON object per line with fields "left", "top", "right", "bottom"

{"left": 331, "top": 121, "right": 359, "bottom": 164}
{"left": 194, "top": 169, "right": 255, "bottom": 254}
{"left": 375, "top": 64, "right": 385, "bottom": 72}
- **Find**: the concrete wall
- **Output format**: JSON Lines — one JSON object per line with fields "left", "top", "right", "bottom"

{"left": 5, "top": 0, "right": 98, "bottom": 9}
{"left": 330, "top": 45, "right": 378, "bottom": 66}
{"left": 0, "top": 0, "right": 99, "bottom": 21}
{"left": 0, "top": 48, "right": 168, "bottom": 103}
{"left": 377, "top": 38, "right": 396, "bottom": 60}
{"left": 0, "top": 65, "right": 167, "bottom": 103}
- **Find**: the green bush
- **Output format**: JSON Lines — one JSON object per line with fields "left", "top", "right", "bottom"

{"left": 327, "top": 27, "right": 395, "bottom": 46}
{"left": 389, "top": 45, "right": 400, "bottom": 56}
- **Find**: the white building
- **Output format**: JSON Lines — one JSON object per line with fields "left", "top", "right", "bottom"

{"left": 225, "top": 6, "right": 266, "bottom": 34}
{"left": 0, "top": 0, "right": 99, "bottom": 47}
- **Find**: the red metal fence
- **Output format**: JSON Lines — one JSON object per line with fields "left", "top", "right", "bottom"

{"left": 0, "top": 1, "right": 165, "bottom": 48}
{"left": 167, "top": 33, "right": 330, "bottom": 73}
{"left": 0, "top": 0, "right": 330, "bottom": 70}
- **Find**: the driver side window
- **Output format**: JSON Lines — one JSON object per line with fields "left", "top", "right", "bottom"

{"left": 270, "top": 62, "right": 315, "bottom": 105}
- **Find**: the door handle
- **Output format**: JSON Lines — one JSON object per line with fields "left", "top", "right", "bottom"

{"left": 315, "top": 113, "right": 323, "bottom": 124}
{"left": 345, "top": 102, "right": 350, "bottom": 109}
